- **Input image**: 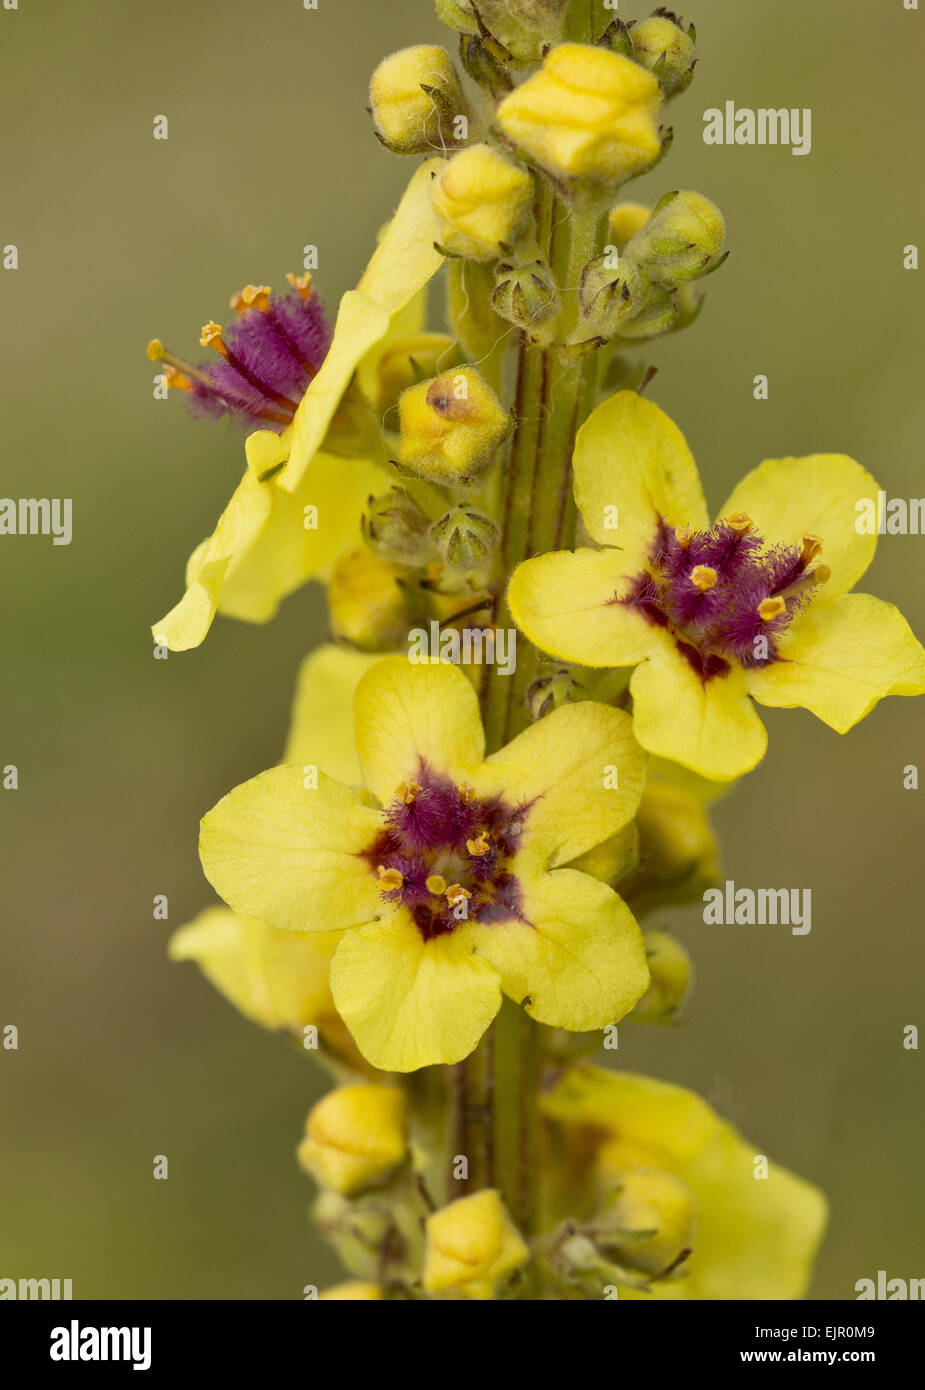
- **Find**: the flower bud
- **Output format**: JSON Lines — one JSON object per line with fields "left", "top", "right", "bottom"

{"left": 328, "top": 548, "right": 412, "bottom": 651}
{"left": 431, "top": 505, "right": 499, "bottom": 570}
{"left": 607, "top": 201, "right": 651, "bottom": 251}
{"left": 423, "top": 1190, "right": 529, "bottom": 1300}
{"left": 596, "top": 1167, "right": 695, "bottom": 1278}
{"left": 579, "top": 253, "right": 650, "bottom": 338}
{"left": 369, "top": 45, "right": 468, "bottom": 155}
{"left": 491, "top": 258, "right": 560, "bottom": 329}
{"left": 436, "top": 0, "right": 566, "bottom": 65}
{"left": 496, "top": 44, "right": 663, "bottom": 186}
{"left": 627, "top": 11, "right": 696, "bottom": 99}
{"left": 621, "top": 779, "right": 719, "bottom": 912}
{"left": 363, "top": 489, "right": 437, "bottom": 568}
{"left": 398, "top": 367, "right": 510, "bottom": 486}
{"left": 318, "top": 1281, "right": 384, "bottom": 1300}
{"left": 631, "top": 930, "right": 692, "bottom": 1024}
{"left": 372, "top": 333, "right": 458, "bottom": 417}
{"left": 626, "top": 189, "right": 726, "bottom": 284}
{"left": 431, "top": 144, "right": 534, "bottom": 261}
{"left": 298, "top": 1085, "right": 407, "bottom": 1196}
{"left": 526, "top": 668, "right": 590, "bottom": 720}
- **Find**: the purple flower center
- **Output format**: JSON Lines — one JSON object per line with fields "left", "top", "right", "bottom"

{"left": 620, "top": 516, "right": 826, "bottom": 678}
{"left": 363, "top": 763, "right": 530, "bottom": 941}
{"left": 150, "top": 280, "right": 332, "bottom": 432}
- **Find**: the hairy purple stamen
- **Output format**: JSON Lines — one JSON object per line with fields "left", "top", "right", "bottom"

{"left": 622, "top": 518, "right": 823, "bottom": 678}
{"left": 363, "top": 762, "right": 531, "bottom": 941}
{"left": 185, "top": 288, "right": 332, "bottom": 431}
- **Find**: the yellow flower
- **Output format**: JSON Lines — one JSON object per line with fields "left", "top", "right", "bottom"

{"left": 297, "top": 1084, "right": 407, "bottom": 1195}
{"left": 423, "top": 1190, "right": 529, "bottom": 1300}
{"left": 431, "top": 144, "right": 533, "bottom": 262}
{"left": 496, "top": 44, "right": 663, "bottom": 186}
{"left": 543, "top": 1066, "right": 828, "bottom": 1299}
{"left": 199, "top": 657, "right": 649, "bottom": 1071}
{"left": 509, "top": 391, "right": 925, "bottom": 780}
{"left": 318, "top": 1281, "right": 383, "bottom": 1300}
{"left": 168, "top": 905, "right": 341, "bottom": 1036}
{"left": 152, "top": 162, "right": 447, "bottom": 650}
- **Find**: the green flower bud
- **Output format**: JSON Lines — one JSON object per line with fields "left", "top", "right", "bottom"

{"left": 625, "top": 11, "right": 696, "bottom": 99}
{"left": 398, "top": 367, "right": 510, "bottom": 486}
{"left": 369, "top": 45, "right": 469, "bottom": 155}
{"left": 491, "top": 258, "right": 560, "bottom": 329}
{"left": 621, "top": 779, "right": 719, "bottom": 912}
{"left": 596, "top": 1167, "right": 695, "bottom": 1279}
{"left": 431, "top": 505, "right": 499, "bottom": 570}
{"left": 579, "top": 252, "right": 650, "bottom": 338}
{"left": 363, "top": 489, "right": 436, "bottom": 568}
{"left": 431, "top": 144, "right": 534, "bottom": 262}
{"left": 626, "top": 189, "right": 727, "bottom": 284}
{"left": 328, "top": 548, "right": 412, "bottom": 651}
{"left": 459, "top": 36, "right": 514, "bottom": 97}
{"left": 526, "top": 668, "right": 590, "bottom": 720}
{"left": 436, "top": 0, "right": 566, "bottom": 65}
{"left": 631, "top": 930, "right": 693, "bottom": 1024}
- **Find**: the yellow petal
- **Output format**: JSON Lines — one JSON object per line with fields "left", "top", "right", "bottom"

{"left": 199, "top": 767, "right": 382, "bottom": 933}
{"left": 719, "top": 453, "right": 878, "bottom": 599}
{"left": 152, "top": 468, "right": 272, "bottom": 652}
{"left": 279, "top": 292, "right": 390, "bottom": 494}
{"left": 477, "top": 701, "right": 646, "bottom": 866}
{"left": 169, "top": 907, "right": 340, "bottom": 1031}
{"left": 472, "top": 867, "right": 648, "bottom": 1031}
{"left": 284, "top": 645, "right": 384, "bottom": 783}
{"left": 542, "top": 1066, "right": 722, "bottom": 1166}
{"left": 280, "top": 160, "right": 445, "bottom": 494}
{"left": 329, "top": 914, "right": 501, "bottom": 1072}
{"left": 508, "top": 548, "right": 657, "bottom": 667}
{"left": 747, "top": 592, "right": 925, "bottom": 732}
{"left": 573, "top": 391, "right": 709, "bottom": 569}
{"left": 677, "top": 1124, "right": 828, "bottom": 1300}
{"left": 355, "top": 157, "right": 445, "bottom": 314}
{"left": 630, "top": 647, "right": 768, "bottom": 780}
{"left": 218, "top": 452, "right": 383, "bottom": 622}
{"left": 353, "top": 656, "right": 485, "bottom": 805}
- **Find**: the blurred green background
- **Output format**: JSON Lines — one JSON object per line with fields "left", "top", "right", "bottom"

{"left": 1, "top": 0, "right": 922, "bottom": 1299}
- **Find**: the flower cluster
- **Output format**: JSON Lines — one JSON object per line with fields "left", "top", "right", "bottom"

{"left": 152, "top": 2, "right": 924, "bottom": 1299}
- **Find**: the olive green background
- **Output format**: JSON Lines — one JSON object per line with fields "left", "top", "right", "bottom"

{"left": 1, "top": 0, "right": 922, "bottom": 1299}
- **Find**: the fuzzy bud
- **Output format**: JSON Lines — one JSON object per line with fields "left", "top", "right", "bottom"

{"left": 595, "top": 1167, "right": 695, "bottom": 1279}
{"left": 526, "top": 668, "right": 590, "bottom": 720}
{"left": 627, "top": 11, "right": 696, "bottom": 100}
{"left": 491, "top": 258, "right": 560, "bottom": 329}
{"left": 297, "top": 1085, "right": 407, "bottom": 1196}
{"left": 328, "top": 548, "right": 412, "bottom": 651}
{"left": 579, "top": 252, "right": 651, "bottom": 338}
{"left": 626, "top": 189, "right": 726, "bottom": 284}
{"left": 423, "top": 1190, "right": 529, "bottom": 1301}
{"left": 431, "top": 505, "right": 499, "bottom": 570}
{"left": 631, "top": 930, "right": 693, "bottom": 1024}
{"left": 363, "top": 489, "right": 436, "bottom": 568}
{"left": 398, "top": 366, "right": 510, "bottom": 485}
{"left": 369, "top": 45, "right": 469, "bottom": 155}
{"left": 431, "top": 144, "right": 533, "bottom": 262}
{"left": 496, "top": 44, "right": 663, "bottom": 186}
